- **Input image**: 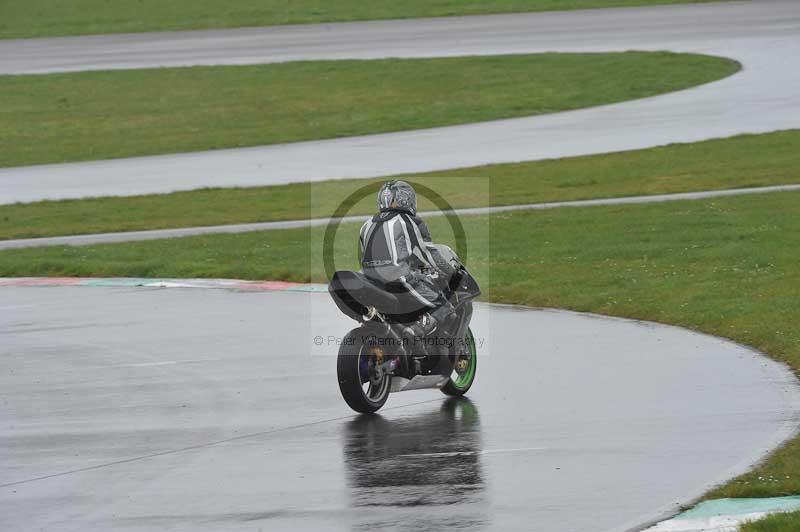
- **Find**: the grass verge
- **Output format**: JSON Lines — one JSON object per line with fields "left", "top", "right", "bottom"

{"left": 741, "top": 511, "right": 800, "bottom": 531}
{"left": 1, "top": 0, "right": 729, "bottom": 40}
{"left": 2, "top": 129, "right": 798, "bottom": 241}
{"left": 0, "top": 52, "right": 738, "bottom": 168}
{"left": 1, "top": 189, "right": 799, "bottom": 512}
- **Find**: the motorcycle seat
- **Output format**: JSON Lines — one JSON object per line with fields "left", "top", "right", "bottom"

{"left": 329, "top": 270, "right": 401, "bottom": 318}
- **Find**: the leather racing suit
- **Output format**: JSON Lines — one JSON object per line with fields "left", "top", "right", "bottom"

{"left": 358, "top": 209, "right": 453, "bottom": 326}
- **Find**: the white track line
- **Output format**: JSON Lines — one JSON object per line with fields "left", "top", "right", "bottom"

{"left": 398, "top": 447, "right": 549, "bottom": 458}
{"left": 2, "top": 184, "right": 798, "bottom": 250}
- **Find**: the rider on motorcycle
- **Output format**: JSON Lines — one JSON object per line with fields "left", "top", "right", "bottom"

{"left": 359, "top": 180, "right": 455, "bottom": 339}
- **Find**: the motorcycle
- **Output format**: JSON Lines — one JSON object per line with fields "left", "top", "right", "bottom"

{"left": 328, "top": 244, "right": 481, "bottom": 413}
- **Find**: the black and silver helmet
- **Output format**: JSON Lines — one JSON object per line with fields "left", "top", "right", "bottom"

{"left": 378, "top": 180, "right": 417, "bottom": 216}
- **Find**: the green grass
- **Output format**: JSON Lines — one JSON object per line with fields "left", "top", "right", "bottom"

{"left": 741, "top": 511, "right": 800, "bottom": 531}
{"left": 3, "top": 129, "right": 798, "bottom": 241}
{"left": 1, "top": 191, "right": 799, "bottom": 499}
{"left": 0, "top": 52, "right": 738, "bottom": 169}
{"left": 0, "top": 0, "right": 729, "bottom": 40}
{"left": 707, "top": 441, "right": 800, "bottom": 499}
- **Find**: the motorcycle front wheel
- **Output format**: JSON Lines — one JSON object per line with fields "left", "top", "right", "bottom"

{"left": 441, "top": 327, "right": 477, "bottom": 397}
{"left": 337, "top": 329, "right": 391, "bottom": 413}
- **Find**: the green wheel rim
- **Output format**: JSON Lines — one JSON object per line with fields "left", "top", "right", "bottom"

{"left": 453, "top": 330, "right": 477, "bottom": 390}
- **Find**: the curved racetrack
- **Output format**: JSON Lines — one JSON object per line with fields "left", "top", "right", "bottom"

{"left": 0, "top": 0, "right": 799, "bottom": 203}
{"left": 2, "top": 2, "right": 800, "bottom": 530}
{"left": 1, "top": 286, "right": 798, "bottom": 532}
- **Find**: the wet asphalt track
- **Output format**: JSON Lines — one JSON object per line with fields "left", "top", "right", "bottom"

{"left": 2, "top": 286, "right": 799, "bottom": 532}
{"left": 1, "top": 0, "right": 800, "bottom": 204}
{"left": 3, "top": 3, "right": 800, "bottom": 530}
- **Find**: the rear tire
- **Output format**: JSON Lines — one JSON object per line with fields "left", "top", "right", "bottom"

{"left": 337, "top": 329, "right": 391, "bottom": 413}
{"left": 441, "top": 327, "right": 477, "bottom": 397}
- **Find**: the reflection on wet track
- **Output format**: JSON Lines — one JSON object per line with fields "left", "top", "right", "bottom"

{"left": 344, "top": 399, "right": 486, "bottom": 531}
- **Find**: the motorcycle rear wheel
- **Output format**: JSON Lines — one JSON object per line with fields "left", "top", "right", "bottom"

{"left": 337, "top": 329, "right": 391, "bottom": 413}
{"left": 441, "top": 327, "right": 477, "bottom": 397}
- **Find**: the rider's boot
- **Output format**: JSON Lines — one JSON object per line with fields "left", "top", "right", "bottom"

{"left": 402, "top": 312, "right": 438, "bottom": 339}
{"left": 402, "top": 301, "right": 456, "bottom": 339}
{"left": 431, "top": 301, "right": 457, "bottom": 335}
